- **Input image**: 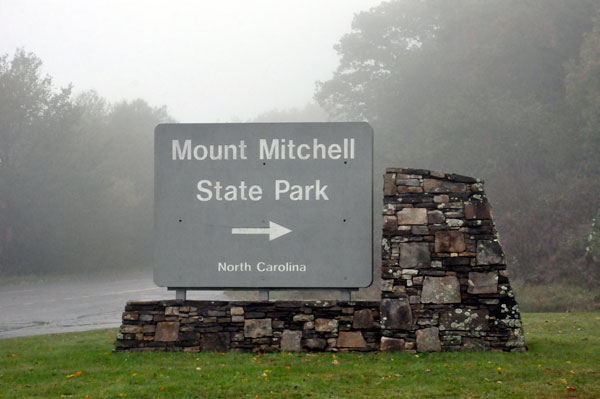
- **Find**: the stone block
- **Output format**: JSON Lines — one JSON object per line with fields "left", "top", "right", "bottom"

{"left": 303, "top": 338, "right": 327, "bottom": 350}
{"left": 337, "top": 331, "right": 367, "bottom": 348}
{"left": 423, "top": 179, "right": 466, "bottom": 193}
{"left": 428, "top": 210, "right": 445, "bottom": 224}
{"left": 380, "top": 297, "right": 412, "bottom": 330}
{"left": 165, "top": 306, "right": 179, "bottom": 316}
{"left": 122, "top": 311, "right": 139, "bottom": 321}
{"left": 476, "top": 240, "right": 504, "bottom": 265}
{"left": 380, "top": 337, "right": 405, "bottom": 352}
{"left": 395, "top": 178, "right": 420, "bottom": 186}
{"left": 439, "top": 309, "right": 489, "bottom": 331}
{"left": 281, "top": 330, "right": 303, "bottom": 352}
{"left": 121, "top": 324, "right": 142, "bottom": 334}
{"left": 383, "top": 215, "right": 397, "bottom": 233}
{"left": 155, "top": 322, "right": 180, "bottom": 342}
{"left": 421, "top": 276, "right": 461, "bottom": 304}
{"left": 446, "top": 219, "right": 464, "bottom": 227}
{"left": 381, "top": 279, "right": 394, "bottom": 292}
{"left": 396, "top": 208, "right": 427, "bottom": 225}
{"left": 293, "top": 314, "right": 314, "bottom": 322}
{"left": 230, "top": 307, "right": 244, "bottom": 316}
{"left": 416, "top": 327, "right": 441, "bottom": 352}
{"left": 435, "top": 231, "right": 466, "bottom": 253}
{"left": 468, "top": 272, "right": 498, "bottom": 294}
{"left": 384, "top": 173, "right": 396, "bottom": 196}
{"left": 139, "top": 314, "right": 153, "bottom": 322}
{"left": 142, "top": 324, "right": 156, "bottom": 333}
{"left": 207, "top": 310, "right": 227, "bottom": 317}
{"left": 315, "top": 318, "right": 339, "bottom": 332}
{"left": 244, "top": 319, "right": 272, "bottom": 338}
{"left": 352, "top": 309, "right": 374, "bottom": 329}
{"left": 411, "top": 225, "right": 429, "bottom": 235}
{"left": 232, "top": 332, "right": 244, "bottom": 341}
{"left": 399, "top": 242, "right": 430, "bottom": 268}
{"left": 433, "top": 194, "right": 449, "bottom": 203}
{"left": 464, "top": 202, "right": 491, "bottom": 220}
{"left": 201, "top": 332, "right": 230, "bottom": 352}
{"left": 447, "top": 173, "right": 477, "bottom": 183}
{"left": 397, "top": 186, "right": 423, "bottom": 194}
{"left": 303, "top": 321, "right": 314, "bottom": 330}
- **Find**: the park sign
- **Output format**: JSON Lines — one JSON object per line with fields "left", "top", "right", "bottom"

{"left": 153, "top": 122, "right": 373, "bottom": 289}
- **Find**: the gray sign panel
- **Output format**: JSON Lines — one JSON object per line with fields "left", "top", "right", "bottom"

{"left": 154, "top": 123, "right": 373, "bottom": 288}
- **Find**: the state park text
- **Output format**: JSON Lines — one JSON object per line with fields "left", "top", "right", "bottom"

{"left": 171, "top": 137, "right": 356, "bottom": 202}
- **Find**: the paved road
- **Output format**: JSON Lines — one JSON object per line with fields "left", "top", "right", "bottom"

{"left": 0, "top": 273, "right": 228, "bottom": 338}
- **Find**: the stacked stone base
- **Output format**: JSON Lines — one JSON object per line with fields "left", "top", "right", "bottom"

{"left": 115, "top": 299, "right": 524, "bottom": 353}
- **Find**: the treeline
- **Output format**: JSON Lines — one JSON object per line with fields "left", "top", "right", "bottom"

{"left": 2, "top": 0, "right": 600, "bottom": 291}
{"left": 0, "top": 50, "right": 171, "bottom": 276}
{"left": 315, "top": 0, "right": 600, "bottom": 287}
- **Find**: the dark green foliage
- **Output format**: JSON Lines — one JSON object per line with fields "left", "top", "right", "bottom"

{"left": 316, "top": 0, "right": 600, "bottom": 287}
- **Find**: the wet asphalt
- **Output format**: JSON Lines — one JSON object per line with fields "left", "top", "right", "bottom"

{"left": 0, "top": 272, "right": 228, "bottom": 338}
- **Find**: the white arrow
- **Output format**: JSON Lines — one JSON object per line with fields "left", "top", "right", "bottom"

{"left": 231, "top": 221, "right": 292, "bottom": 241}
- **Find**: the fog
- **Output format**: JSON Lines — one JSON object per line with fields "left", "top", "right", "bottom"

{"left": 0, "top": 0, "right": 380, "bottom": 121}
{"left": 1, "top": 0, "right": 599, "bottom": 314}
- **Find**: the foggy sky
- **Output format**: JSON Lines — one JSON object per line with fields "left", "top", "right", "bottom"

{"left": 0, "top": 0, "right": 381, "bottom": 122}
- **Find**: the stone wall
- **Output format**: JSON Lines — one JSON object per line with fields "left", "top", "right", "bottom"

{"left": 380, "top": 168, "right": 525, "bottom": 351}
{"left": 116, "top": 300, "right": 382, "bottom": 353}
{"left": 115, "top": 168, "right": 525, "bottom": 353}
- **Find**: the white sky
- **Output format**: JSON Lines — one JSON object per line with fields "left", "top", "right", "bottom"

{"left": 0, "top": 0, "right": 382, "bottom": 121}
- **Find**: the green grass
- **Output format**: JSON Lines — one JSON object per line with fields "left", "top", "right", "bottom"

{"left": 1, "top": 313, "right": 599, "bottom": 399}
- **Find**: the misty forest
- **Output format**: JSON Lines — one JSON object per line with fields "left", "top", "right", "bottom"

{"left": 1, "top": 1, "right": 599, "bottom": 308}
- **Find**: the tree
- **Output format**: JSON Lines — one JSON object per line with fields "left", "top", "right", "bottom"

{"left": 0, "top": 49, "right": 75, "bottom": 273}
{"left": 565, "top": 9, "right": 600, "bottom": 281}
{"left": 0, "top": 49, "right": 173, "bottom": 276}
{"left": 316, "top": 0, "right": 599, "bottom": 286}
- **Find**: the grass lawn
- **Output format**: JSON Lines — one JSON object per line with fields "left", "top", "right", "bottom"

{"left": 0, "top": 313, "right": 598, "bottom": 398}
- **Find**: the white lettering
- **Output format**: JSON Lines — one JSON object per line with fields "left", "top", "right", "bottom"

{"left": 172, "top": 139, "right": 191, "bottom": 160}
{"left": 297, "top": 144, "right": 310, "bottom": 159}
{"left": 260, "top": 139, "right": 279, "bottom": 159}
{"left": 174, "top": 138, "right": 355, "bottom": 161}
{"left": 193, "top": 144, "right": 208, "bottom": 160}
{"left": 196, "top": 180, "right": 262, "bottom": 201}
{"left": 256, "top": 262, "right": 307, "bottom": 272}
{"left": 328, "top": 143, "right": 341, "bottom": 159}
{"left": 196, "top": 180, "right": 213, "bottom": 201}
{"left": 275, "top": 179, "right": 290, "bottom": 200}
{"left": 315, "top": 180, "right": 329, "bottom": 200}
{"left": 313, "top": 138, "right": 327, "bottom": 159}
{"left": 218, "top": 262, "right": 252, "bottom": 272}
{"left": 274, "top": 179, "right": 328, "bottom": 201}
{"left": 172, "top": 140, "right": 248, "bottom": 160}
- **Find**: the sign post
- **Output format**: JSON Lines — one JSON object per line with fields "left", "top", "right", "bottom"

{"left": 154, "top": 122, "right": 373, "bottom": 292}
